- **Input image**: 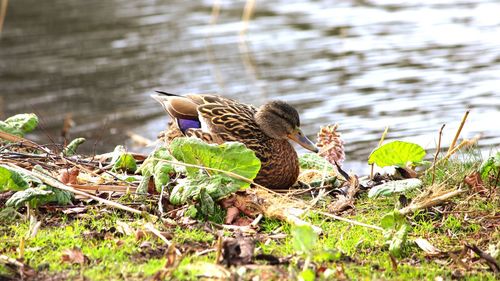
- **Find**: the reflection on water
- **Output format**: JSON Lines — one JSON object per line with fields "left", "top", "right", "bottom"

{"left": 1, "top": 0, "right": 499, "bottom": 171}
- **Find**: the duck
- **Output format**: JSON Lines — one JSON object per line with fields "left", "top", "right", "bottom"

{"left": 152, "top": 91, "right": 318, "bottom": 189}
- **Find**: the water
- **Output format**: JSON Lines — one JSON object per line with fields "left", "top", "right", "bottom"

{"left": 1, "top": 0, "right": 499, "bottom": 172}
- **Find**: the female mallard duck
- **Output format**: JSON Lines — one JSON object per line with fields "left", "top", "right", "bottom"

{"left": 152, "top": 91, "right": 318, "bottom": 189}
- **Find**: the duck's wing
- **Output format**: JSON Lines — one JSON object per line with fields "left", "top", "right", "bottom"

{"left": 192, "top": 95, "right": 266, "bottom": 143}
{"left": 152, "top": 92, "right": 202, "bottom": 133}
{"left": 152, "top": 92, "right": 266, "bottom": 145}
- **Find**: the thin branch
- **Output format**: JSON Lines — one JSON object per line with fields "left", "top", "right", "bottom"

{"left": 144, "top": 222, "right": 181, "bottom": 256}
{"left": 314, "top": 210, "right": 383, "bottom": 231}
{"left": 431, "top": 124, "right": 446, "bottom": 185}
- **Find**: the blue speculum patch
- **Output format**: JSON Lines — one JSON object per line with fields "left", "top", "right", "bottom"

{"left": 178, "top": 119, "right": 201, "bottom": 133}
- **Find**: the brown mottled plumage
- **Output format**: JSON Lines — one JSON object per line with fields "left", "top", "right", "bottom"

{"left": 152, "top": 92, "right": 318, "bottom": 189}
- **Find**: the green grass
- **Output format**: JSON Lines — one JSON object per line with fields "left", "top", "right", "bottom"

{"left": 1, "top": 154, "right": 499, "bottom": 280}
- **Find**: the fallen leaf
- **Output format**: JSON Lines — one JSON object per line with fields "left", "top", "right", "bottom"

{"left": 233, "top": 217, "right": 253, "bottom": 226}
{"left": 415, "top": 238, "right": 441, "bottom": 256}
{"left": 61, "top": 248, "right": 89, "bottom": 265}
{"left": 464, "top": 172, "right": 487, "bottom": 194}
{"left": 62, "top": 207, "right": 87, "bottom": 215}
{"left": 222, "top": 236, "right": 255, "bottom": 266}
{"left": 116, "top": 220, "right": 134, "bottom": 236}
{"left": 225, "top": 207, "right": 240, "bottom": 224}
{"left": 58, "top": 167, "right": 79, "bottom": 185}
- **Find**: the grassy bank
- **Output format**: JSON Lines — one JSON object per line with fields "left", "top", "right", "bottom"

{"left": 1, "top": 153, "right": 498, "bottom": 280}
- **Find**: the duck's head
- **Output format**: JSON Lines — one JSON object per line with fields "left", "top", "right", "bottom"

{"left": 255, "top": 100, "right": 319, "bottom": 153}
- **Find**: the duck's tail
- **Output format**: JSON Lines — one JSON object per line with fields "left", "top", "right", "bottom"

{"left": 154, "top": 90, "right": 180, "bottom": 97}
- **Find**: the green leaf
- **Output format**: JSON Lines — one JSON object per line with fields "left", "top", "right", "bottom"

{"left": 479, "top": 152, "right": 500, "bottom": 183}
{"left": 114, "top": 153, "right": 137, "bottom": 172}
{"left": 110, "top": 146, "right": 137, "bottom": 173}
{"left": 185, "top": 205, "right": 198, "bottom": 218}
{"left": 153, "top": 163, "right": 172, "bottom": 192}
{"left": 137, "top": 147, "right": 175, "bottom": 193}
{"left": 136, "top": 175, "right": 151, "bottom": 194}
{"left": 169, "top": 178, "right": 201, "bottom": 205}
{"left": 299, "top": 153, "right": 335, "bottom": 172}
{"left": 381, "top": 211, "right": 409, "bottom": 258}
{"left": 169, "top": 174, "right": 241, "bottom": 206}
{"left": 368, "top": 141, "right": 426, "bottom": 168}
{"left": 170, "top": 137, "right": 261, "bottom": 189}
{"left": 137, "top": 147, "right": 174, "bottom": 176}
{"left": 299, "top": 269, "right": 316, "bottom": 281}
{"left": 63, "top": 138, "right": 86, "bottom": 156}
{"left": 291, "top": 222, "right": 318, "bottom": 254}
{"left": 0, "top": 207, "right": 22, "bottom": 222}
{"left": 198, "top": 187, "right": 215, "bottom": 216}
{"left": 44, "top": 185, "right": 73, "bottom": 205}
{"left": 0, "top": 166, "right": 30, "bottom": 191}
{"left": 6, "top": 185, "right": 73, "bottom": 209}
{"left": 201, "top": 174, "right": 241, "bottom": 199}
{"left": 494, "top": 152, "right": 500, "bottom": 167}
{"left": 0, "top": 113, "right": 39, "bottom": 137}
{"left": 0, "top": 121, "right": 23, "bottom": 136}
{"left": 368, "top": 179, "right": 422, "bottom": 198}
{"left": 6, "top": 188, "right": 52, "bottom": 208}
{"left": 389, "top": 224, "right": 409, "bottom": 257}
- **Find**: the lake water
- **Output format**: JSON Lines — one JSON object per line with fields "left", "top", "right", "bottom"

{"left": 1, "top": 0, "right": 499, "bottom": 172}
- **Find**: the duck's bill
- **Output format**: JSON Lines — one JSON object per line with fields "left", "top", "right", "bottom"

{"left": 288, "top": 130, "right": 319, "bottom": 153}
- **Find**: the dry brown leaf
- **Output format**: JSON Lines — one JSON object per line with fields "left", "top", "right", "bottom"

{"left": 222, "top": 236, "right": 255, "bottom": 266}
{"left": 58, "top": 167, "right": 79, "bottom": 185}
{"left": 61, "top": 248, "right": 89, "bottom": 265}
{"left": 225, "top": 207, "right": 240, "bottom": 224}
{"left": 464, "top": 172, "right": 487, "bottom": 194}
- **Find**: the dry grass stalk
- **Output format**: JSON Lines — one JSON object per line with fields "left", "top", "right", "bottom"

{"left": 0, "top": 0, "right": 8, "bottom": 34}
{"left": 447, "top": 110, "right": 470, "bottom": 155}
{"left": 431, "top": 124, "right": 446, "bottom": 185}
{"left": 399, "top": 183, "right": 465, "bottom": 215}
{"left": 0, "top": 131, "right": 42, "bottom": 150}
{"left": 144, "top": 222, "right": 181, "bottom": 256}
{"left": 69, "top": 184, "right": 137, "bottom": 193}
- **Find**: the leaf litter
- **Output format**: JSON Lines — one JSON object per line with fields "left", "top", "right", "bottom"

{"left": 0, "top": 112, "right": 498, "bottom": 280}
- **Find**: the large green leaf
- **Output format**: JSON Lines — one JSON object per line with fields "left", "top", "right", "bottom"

{"left": 5, "top": 185, "right": 73, "bottom": 208}
{"left": 169, "top": 174, "right": 241, "bottom": 205}
{"left": 6, "top": 188, "right": 53, "bottom": 208}
{"left": 368, "top": 179, "right": 422, "bottom": 198}
{"left": 368, "top": 141, "right": 426, "bottom": 168}
{"left": 0, "top": 166, "right": 30, "bottom": 191}
{"left": 170, "top": 137, "right": 261, "bottom": 189}
{"left": 169, "top": 178, "right": 201, "bottom": 205}
{"left": 0, "top": 113, "right": 39, "bottom": 137}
